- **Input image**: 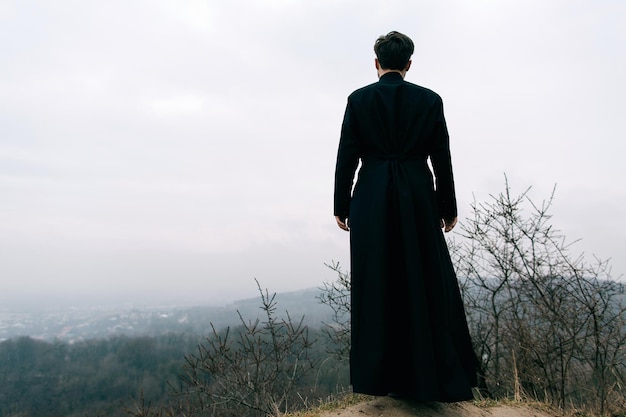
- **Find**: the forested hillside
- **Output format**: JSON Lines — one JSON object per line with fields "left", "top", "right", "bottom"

{"left": 0, "top": 325, "right": 348, "bottom": 417}
{"left": 0, "top": 286, "right": 347, "bottom": 417}
{"left": 0, "top": 334, "right": 196, "bottom": 417}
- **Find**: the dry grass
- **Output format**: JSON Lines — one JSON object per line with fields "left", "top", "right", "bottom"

{"left": 281, "top": 393, "right": 372, "bottom": 417}
{"left": 280, "top": 393, "right": 617, "bottom": 417}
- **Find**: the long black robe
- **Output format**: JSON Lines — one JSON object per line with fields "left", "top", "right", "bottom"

{"left": 334, "top": 72, "right": 477, "bottom": 402}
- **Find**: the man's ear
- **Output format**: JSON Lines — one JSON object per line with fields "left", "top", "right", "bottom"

{"left": 405, "top": 60, "right": 412, "bottom": 72}
{"left": 375, "top": 58, "right": 380, "bottom": 70}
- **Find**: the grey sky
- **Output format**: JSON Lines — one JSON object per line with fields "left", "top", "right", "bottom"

{"left": 1, "top": 0, "right": 624, "bottom": 307}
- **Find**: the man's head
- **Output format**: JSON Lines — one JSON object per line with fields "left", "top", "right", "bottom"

{"left": 374, "top": 31, "right": 414, "bottom": 73}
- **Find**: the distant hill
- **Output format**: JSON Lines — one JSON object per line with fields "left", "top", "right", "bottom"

{"left": 0, "top": 287, "right": 332, "bottom": 342}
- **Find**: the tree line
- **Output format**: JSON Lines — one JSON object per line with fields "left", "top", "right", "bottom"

{"left": 0, "top": 297, "right": 348, "bottom": 417}
{"left": 0, "top": 334, "right": 197, "bottom": 417}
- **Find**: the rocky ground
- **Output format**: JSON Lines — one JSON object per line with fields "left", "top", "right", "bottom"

{"left": 303, "top": 396, "right": 561, "bottom": 417}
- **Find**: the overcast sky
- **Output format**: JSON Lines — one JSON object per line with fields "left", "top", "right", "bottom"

{"left": 1, "top": 0, "right": 624, "bottom": 308}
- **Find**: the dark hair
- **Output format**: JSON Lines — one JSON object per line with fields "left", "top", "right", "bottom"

{"left": 374, "top": 31, "right": 414, "bottom": 70}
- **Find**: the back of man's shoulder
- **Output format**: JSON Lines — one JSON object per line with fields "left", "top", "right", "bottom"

{"left": 404, "top": 81, "right": 442, "bottom": 101}
{"left": 348, "top": 81, "right": 378, "bottom": 99}
{"left": 348, "top": 80, "right": 442, "bottom": 103}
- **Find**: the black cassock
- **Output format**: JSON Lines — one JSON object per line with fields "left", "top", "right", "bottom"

{"left": 334, "top": 72, "right": 477, "bottom": 402}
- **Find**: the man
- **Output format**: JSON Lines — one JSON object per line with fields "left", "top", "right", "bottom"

{"left": 333, "top": 31, "right": 477, "bottom": 402}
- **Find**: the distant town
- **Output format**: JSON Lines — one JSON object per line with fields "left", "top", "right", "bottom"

{"left": 0, "top": 287, "right": 330, "bottom": 343}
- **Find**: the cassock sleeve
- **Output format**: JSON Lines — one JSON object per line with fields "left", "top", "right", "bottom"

{"left": 429, "top": 97, "right": 458, "bottom": 221}
{"left": 333, "top": 99, "right": 360, "bottom": 220}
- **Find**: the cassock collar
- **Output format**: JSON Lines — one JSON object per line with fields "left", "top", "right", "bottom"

{"left": 379, "top": 72, "right": 404, "bottom": 83}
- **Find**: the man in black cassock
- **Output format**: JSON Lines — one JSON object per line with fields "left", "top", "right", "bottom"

{"left": 333, "top": 31, "right": 477, "bottom": 402}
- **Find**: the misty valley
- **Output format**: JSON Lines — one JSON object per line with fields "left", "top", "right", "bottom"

{"left": 0, "top": 288, "right": 348, "bottom": 417}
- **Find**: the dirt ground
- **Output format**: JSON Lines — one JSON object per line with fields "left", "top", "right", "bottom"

{"left": 309, "top": 396, "right": 561, "bottom": 417}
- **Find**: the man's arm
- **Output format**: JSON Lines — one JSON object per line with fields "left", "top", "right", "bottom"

{"left": 429, "top": 97, "right": 458, "bottom": 223}
{"left": 334, "top": 99, "right": 360, "bottom": 228}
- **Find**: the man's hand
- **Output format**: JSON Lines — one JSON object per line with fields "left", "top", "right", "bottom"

{"left": 441, "top": 217, "right": 457, "bottom": 233}
{"left": 335, "top": 216, "right": 349, "bottom": 231}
